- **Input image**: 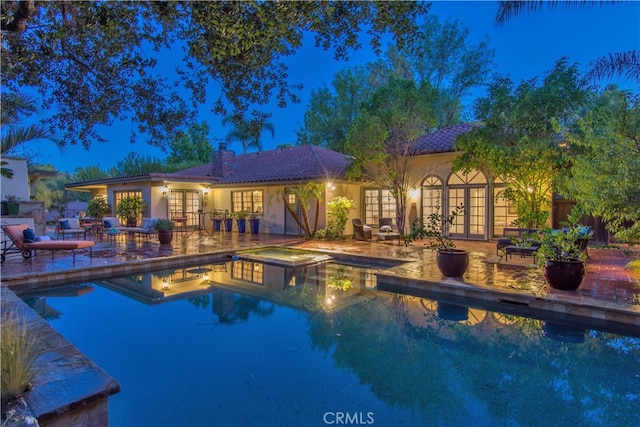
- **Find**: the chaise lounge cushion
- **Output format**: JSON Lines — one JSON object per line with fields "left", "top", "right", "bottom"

{"left": 23, "top": 228, "right": 36, "bottom": 243}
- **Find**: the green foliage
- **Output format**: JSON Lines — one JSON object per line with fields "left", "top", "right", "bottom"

{"left": 153, "top": 218, "right": 174, "bottom": 232}
{"left": 297, "top": 66, "right": 374, "bottom": 152}
{"left": 372, "top": 15, "right": 496, "bottom": 128}
{"left": 2, "top": 1, "right": 427, "bottom": 149}
{"left": 454, "top": 59, "right": 587, "bottom": 228}
{"left": 222, "top": 116, "right": 275, "bottom": 153}
{"left": 534, "top": 227, "right": 587, "bottom": 267}
{"left": 558, "top": 87, "right": 640, "bottom": 244}
{"left": 327, "top": 196, "right": 355, "bottom": 236}
{"left": 115, "top": 195, "right": 146, "bottom": 220}
{"left": 1, "top": 311, "right": 38, "bottom": 398}
{"left": 115, "top": 152, "right": 165, "bottom": 175}
{"left": 166, "top": 121, "right": 213, "bottom": 164}
{"left": 404, "top": 204, "right": 464, "bottom": 251}
{"left": 346, "top": 77, "right": 437, "bottom": 233}
{"left": 86, "top": 197, "right": 111, "bottom": 218}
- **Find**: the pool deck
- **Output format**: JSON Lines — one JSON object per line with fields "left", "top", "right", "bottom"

{"left": 1, "top": 230, "right": 639, "bottom": 335}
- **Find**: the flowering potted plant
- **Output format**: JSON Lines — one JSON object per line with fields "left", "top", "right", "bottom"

{"left": 404, "top": 204, "right": 468, "bottom": 277}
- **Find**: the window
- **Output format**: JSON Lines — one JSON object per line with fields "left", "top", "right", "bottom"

{"left": 232, "top": 190, "right": 264, "bottom": 213}
{"left": 421, "top": 176, "right": 443, "bottom": 222}
{"left": 231, "top": 260, "right": 263, "bottom": 284}
{"left": 493, "top": 184, "right": 518, "bottom": 237}
{"left": 114, "top": 191, "right": 143, "bottom": 219}
{"left": 363, "top": 189, "right": 396, "bottom": 225}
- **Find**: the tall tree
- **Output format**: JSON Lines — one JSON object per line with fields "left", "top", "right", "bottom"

{"left": 559, "top": 87, "right": 640, "bottom": 244}
{"left": 454, "top": 60, "right": 587, "bottom": 228}
{"left": 1, "top": 1, "right": 428, "bottom": 150}
{"left": 296, "top": 66, "right": 374, "bottom": 152}
{"left": 495, "top": 0, "right": 639, "bottom": 83}
{"left": 115, "top": 152, "right": 165, "bottom": 175}
{"left": 371, "top": 15, "right": 496, "bottom": 128}
{"left": 1, "top": 92, "right": 60, "bottom": 177}
{"left": 222, "top": 116, "right": 274, "bottom": 153}
{"left": 166, "top": 121, "right": 213, "bottom": 165}
{"left": 345, "top": 77, "right": 437, "bottom": 234}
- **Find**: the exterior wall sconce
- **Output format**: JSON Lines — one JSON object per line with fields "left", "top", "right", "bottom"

{"left": 161, "top": 279, "right": 169, "bottom": 290}
{"left": 160, "top": 185, "right": 169, "bottom": 196}
{"left": 203, "top": 187, "right": 209, "bottom": 196}
{"left": 326, "top": 182, "right": 336, "bottom": 191}
{"left": 409, "top": 188, "right": 420, "bottom": 200}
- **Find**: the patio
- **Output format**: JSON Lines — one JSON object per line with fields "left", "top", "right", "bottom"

{"left": 1, "top": 230, "right": 638, "bottom": 334}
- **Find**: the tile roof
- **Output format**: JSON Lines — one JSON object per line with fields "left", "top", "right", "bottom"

{"left": 412, "top": 123, "right": 480, "bottom": 155}
{"left": 176, "top": 144, "right": 352, "bottom": 184}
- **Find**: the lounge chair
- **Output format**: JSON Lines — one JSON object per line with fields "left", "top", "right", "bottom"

{"left": 352, "top": 219, "right": 372, "bottom": 241}
{"left": 1, "top": 224, "right": 94, "bottom": 263}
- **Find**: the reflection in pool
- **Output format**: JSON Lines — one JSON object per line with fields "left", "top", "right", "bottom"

{"left": 21, "top": 260, "right": 640, "bottom": 427}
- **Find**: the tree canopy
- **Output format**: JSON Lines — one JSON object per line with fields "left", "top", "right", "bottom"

{"left": 1, "top": 1, "right": 428, "bottom": 150}
{"left": 166, "top": 121, "right": 213, "bottom": 165}
{"left": 454, "top": 59, "right": 587, "bottom": 228}
{"left": 559, "top": 87, "right": 640, "bottom": 244}
{"left": 345, "top": 77, "right": 437, "bottom": 233}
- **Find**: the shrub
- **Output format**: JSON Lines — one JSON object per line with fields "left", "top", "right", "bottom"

{"left": 1, "top": 311, "right": 38, "bottom": 398}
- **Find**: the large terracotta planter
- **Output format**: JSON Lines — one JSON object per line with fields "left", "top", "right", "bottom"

{"left": 543, "top": 259, "right": 585, "bottom": 290}
{"left": 436, "top": 249, "right": 469, "bottom": 278}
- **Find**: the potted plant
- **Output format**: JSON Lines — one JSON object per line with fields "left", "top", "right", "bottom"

{"left": 223, "top": 212, "right": 234, "bottom": 232}
{"left": 2, "top": 194, "right": 20, "bottom": 215}
{"left": 404, "top": 204, "right": 468, "bottom": 278}
{"left": 154, "top": 218, "right": 174, "bottom": 245}
{"left": 534, "top": 226, "right": 587, "bottom": 290}
{"left": 235, "top": 210, "right": 249, "bottom": 233}
{"left": 115, "top": 195, "right": 147, "bottom": 227}
{"left": 249, "top": 212, "right": 261, "bottom": 234}
{"left": 212, "top": 210, "right": 224, "bottom": 231}
{"left": 86, "top": 196, "right": 111, "bottom": 219}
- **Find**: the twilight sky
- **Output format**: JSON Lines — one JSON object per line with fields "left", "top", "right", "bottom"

{"left": 30, "top": 1, "right": 640, "bottom": 174}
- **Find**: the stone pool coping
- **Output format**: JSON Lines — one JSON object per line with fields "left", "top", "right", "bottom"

{"left": 1, "top": 288, "right": 120, "bottom": 426}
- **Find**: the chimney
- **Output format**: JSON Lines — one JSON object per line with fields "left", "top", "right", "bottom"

{"left": 211, "top": 142, "right": 234, "bottom": 178}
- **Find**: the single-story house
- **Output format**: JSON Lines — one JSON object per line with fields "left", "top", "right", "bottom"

{"left": 67, "top": 124, "right": 592, "bottom": 240}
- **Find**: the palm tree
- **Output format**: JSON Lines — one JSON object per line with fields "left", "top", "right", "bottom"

{"left": 1, "top": 92, "right": 60, "bottom": 177}
{"left": 221, "top": 116, "right": 275, "bottom": 153}
{"left": 495, "top": 1, "right": 639, "bottom": 83}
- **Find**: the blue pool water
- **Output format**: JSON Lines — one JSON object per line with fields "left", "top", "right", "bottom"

{"left": 23, "top": 260, "right": 640, "bottom": 427}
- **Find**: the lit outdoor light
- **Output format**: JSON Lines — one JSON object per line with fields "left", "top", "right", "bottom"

{"left": 409, "top": 188, "right": 420, "bottom": 199}
{"left": 160, "top": 185, "right": 169, "bottom": 196}
{"left": 162, "top": 280, "right": 169, "bottom": 290}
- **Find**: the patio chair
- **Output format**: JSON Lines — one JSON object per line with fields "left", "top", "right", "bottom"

{"left": 56, "top": 218, "right": 87, "bottom": 240}
{"left": 352, "top": 219, "right": 372, "bottom": 241}
{"left": 1, "top": 224, "right": 94, "bottom": 263}
{"left": 171, "top": 211, "right": 188, "bottom": 235}
{"left": 379, "top": 218, "right": 395, "bottom": 233}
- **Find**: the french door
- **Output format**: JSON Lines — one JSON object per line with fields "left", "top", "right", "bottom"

{"left": 448, "top": 187, "right": 486, "bottom": 239}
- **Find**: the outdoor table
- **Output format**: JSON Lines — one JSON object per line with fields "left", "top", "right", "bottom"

{"left": 504, "top": 244, "right": 538, "bottom": 262}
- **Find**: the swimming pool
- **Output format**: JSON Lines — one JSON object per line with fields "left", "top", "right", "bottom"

{"left": 21, "top": 260, "right": 640, "bottom": 426}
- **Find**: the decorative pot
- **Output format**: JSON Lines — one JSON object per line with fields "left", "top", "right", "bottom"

{"left": 158, "top": 230, "right": 173, "bottom": 245}
{"left": 213, "top": 219, "right": 222, "bottom": 231}
{"left": 236, "top": 218, "right": 246, "bottom": 233}
{"left": 436, "top": 302, "right": 469, "bottom": 321}
{"left": 436, "top": 249, "right": 469, "bottom": 278}
{"left": 543, "top": 259, "right": 585, "bottom": 291}
{"left": 250, "top": 218, "right": 260, "bottom": 234}
{"left": 224, "top": 218, "right": 233, "bottom": 232}
{"left": 127, "top": 218, "right": 137, "bottom": 227}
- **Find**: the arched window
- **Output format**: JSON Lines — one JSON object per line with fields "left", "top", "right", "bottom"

{"left": 421, "top": 176, "right": 443, "bottom": 222}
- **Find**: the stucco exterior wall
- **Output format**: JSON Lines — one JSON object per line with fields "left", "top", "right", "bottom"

{"left": 1, "top": 157, "right": 30, "bottom": 201}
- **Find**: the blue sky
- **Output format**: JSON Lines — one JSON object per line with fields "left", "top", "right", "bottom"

{"left": 31, "top": 1, "right": 640, "bottom": 173}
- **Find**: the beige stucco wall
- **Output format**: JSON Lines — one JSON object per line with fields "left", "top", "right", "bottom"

{"left": 1, "top": 157, "right": 30, "bottom": 201}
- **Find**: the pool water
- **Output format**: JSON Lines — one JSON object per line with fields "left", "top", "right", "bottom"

{"left": 22, "top": 260, "right": 640, "bottom": 427}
